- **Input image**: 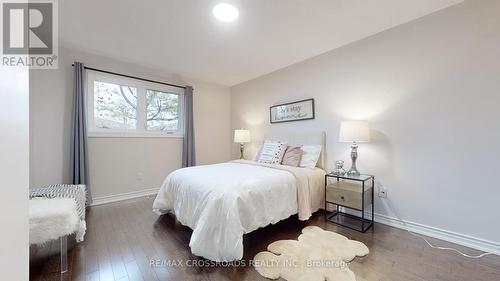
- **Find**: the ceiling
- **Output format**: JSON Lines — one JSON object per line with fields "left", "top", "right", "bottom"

{"left": 60, "top": 0, "right": 463, "bottom": 86}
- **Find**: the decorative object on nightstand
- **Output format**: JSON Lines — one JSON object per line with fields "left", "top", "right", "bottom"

{"left": 339, "top": 121, "right": 370, "bottom": 176}
{"left": 234, "top": 129, "right": 251, "bottom": 159}
{"left": 333, "top": 160, "right": 346, "bottom": 176}
{"left": 324, "top": 173, "right": 374, "bottom": 232}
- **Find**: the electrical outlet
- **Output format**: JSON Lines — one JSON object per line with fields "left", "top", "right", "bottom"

{"left": 378, "top": 187, "right": 388, "bottom": 198}
{"left": 136, "top": 172, "right": 144, "bottom": 181}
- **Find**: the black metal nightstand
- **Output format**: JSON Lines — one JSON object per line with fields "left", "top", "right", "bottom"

{"left": 324, "top": 173, "right": 374, "bottom": 232}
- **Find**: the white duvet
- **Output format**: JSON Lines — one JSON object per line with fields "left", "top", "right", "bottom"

{"left": 152, "top": 160, "right": 325, "bottom": 261}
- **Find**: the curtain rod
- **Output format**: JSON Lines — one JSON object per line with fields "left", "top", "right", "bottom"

{"left": 71, "top": 64, "right": 187, "bottom": 90}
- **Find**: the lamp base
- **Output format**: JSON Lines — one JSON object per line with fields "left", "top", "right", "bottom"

{"left": 239, "top": 143, "right": 244, "bottom": 159}
{"left": 346, "top": 168, "right": 360, "bottom": 177}
{"left": 347, "top": 141, "right": 360, "bottom": 176}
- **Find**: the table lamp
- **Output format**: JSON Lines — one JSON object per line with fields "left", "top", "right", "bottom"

{"left": 339, "top": 121, "right": 370, "bottom": 176}
{"left": 234, "top": 129, "right": 250, "bottom": 159}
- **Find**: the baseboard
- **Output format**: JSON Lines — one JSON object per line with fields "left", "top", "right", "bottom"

{"left": 372, "top": 212, "right": 500, "bottom": 255}
{"left": 91, "top": 188, "right": 158, "bottom": 206}
{"left": 339, "top": 207, "right": 500, "bottom": 255}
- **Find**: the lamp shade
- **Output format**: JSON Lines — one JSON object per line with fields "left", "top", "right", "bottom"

{"left": 339, "top": 121, "right": 370, "bottom": 143}
{"left": 234, "top": 129, "right": 250, "bottom": 143}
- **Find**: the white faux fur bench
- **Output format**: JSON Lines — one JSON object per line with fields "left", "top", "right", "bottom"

{"left": 29, "top": 184, "right": 87, "bottom": 273}
{"left": 29, "top": 198, "right": 81, "bottom": 273}
{"left": 30, "top": 184, "right": 87, "bottom": 242}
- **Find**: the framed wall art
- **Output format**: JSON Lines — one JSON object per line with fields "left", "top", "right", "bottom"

{"left": 270, "top": 98, "right": 315, "bottom": 123}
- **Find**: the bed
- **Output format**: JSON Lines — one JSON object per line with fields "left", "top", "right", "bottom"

{"left": 152, "top": 132, "right": 327, "bottom": 261}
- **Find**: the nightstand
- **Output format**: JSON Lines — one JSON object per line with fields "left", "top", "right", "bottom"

{"left": 324, "top": 173, "right": 374, "bottom": 232}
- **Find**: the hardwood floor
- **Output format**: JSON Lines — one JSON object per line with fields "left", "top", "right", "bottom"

{"left": 30, "top": 196, "right": 500, "bottom": 281}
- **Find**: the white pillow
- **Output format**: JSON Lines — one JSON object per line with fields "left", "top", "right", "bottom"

{"left": 299, "top": 145, "right": 322, "bottom": 168}
{"left": 252, "top": 144, "right": 263, "bottom": 161}
{"left": 257, "top": 140, "right": 288, "bottom": 164}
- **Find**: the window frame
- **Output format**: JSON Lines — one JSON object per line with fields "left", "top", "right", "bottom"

{"left": 86, "top": 71, "right": 185, "bottom": 138}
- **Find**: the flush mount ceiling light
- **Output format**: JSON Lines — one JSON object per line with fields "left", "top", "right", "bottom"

{"left": 213, "top": 3, "right": 239, "bottom": 22}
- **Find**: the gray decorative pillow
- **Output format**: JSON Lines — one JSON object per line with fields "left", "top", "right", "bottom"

{"left": 281, "top": 146, "right": 303, "bottom": 167}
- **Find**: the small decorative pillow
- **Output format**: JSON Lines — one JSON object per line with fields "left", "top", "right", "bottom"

{"left": 299, "top": 145, "right": 322, "bottom": 168}
{"left": 281, "top": 146, "right": 303, "bottom": 167}
{"left": 257, "top": 141, "right": 288, "bottom": 164}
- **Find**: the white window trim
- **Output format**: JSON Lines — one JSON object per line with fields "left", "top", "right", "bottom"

{"left": 86, "top": 70, "right": 185, "bottom": 138}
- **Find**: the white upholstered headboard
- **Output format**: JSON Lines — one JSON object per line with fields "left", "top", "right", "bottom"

{"left": 264, "top": 131, "right": 327, "bottom": 170}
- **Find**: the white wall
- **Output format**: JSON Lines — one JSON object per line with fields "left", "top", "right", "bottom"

{"left": 231, "top": 0, "right": 500, "bottom": 245}
{"left": 30, "top": 47, "right": 231, "bottom": 200}
{"left": 0, "top": 67, "right": 29, "bottom": 279}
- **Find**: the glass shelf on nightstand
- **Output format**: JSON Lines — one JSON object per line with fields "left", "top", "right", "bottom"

{"left": 326, "top": 173, "right": 374, "bottom": 182}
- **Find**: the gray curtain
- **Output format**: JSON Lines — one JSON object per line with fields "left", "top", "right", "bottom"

{"left": 70, "top": 62, "right": 91, "bottom": 205}
{"left": 182, "top": 86, "right": 195, "bottom": 167}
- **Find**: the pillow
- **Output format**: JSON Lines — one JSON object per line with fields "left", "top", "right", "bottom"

{"left": 257, "top": 140, "right": 288, "bottom": 164}
{"left": 299, "top": 145, "right": 322, "bottom": 168}
{"left": 281, "top": 146, "right": 303, "bottom": 167}
{"left": 252, "top": 144, "right": 263, "bottom": 161}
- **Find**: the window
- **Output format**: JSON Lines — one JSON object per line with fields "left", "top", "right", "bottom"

{"left": 146, "top": 90, "right": 179, "bottom": 131}
{"left": 93, "top": 81, "right": 138, "bottom": 130}
{"left": 87, "top": 71, "right": 184, "bottom": 137}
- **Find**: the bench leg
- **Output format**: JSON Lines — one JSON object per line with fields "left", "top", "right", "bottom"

{"left": 60, "top": 235, "right": 68, "bottom": 273}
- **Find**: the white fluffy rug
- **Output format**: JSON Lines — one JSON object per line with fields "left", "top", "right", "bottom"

{"left": 253, "top": 226, "right": 369, "bottom": 281}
